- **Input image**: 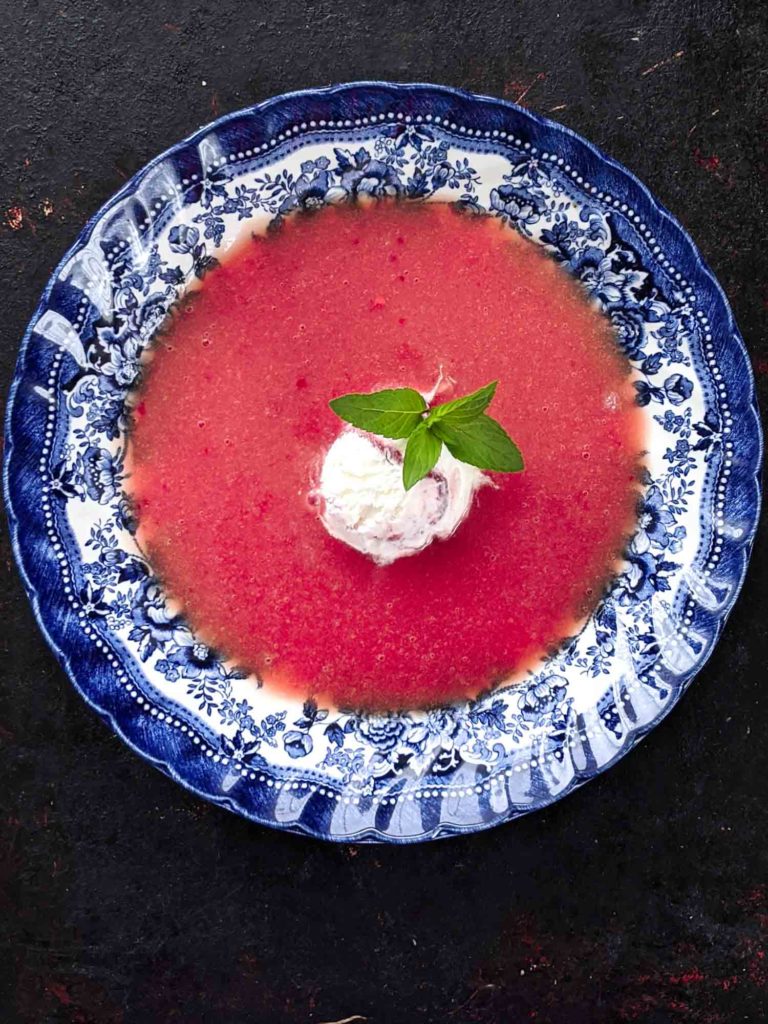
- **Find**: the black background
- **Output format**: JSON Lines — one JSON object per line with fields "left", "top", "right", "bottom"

{"left": 2, "top": 2, "right": 767, "bottom": 1022}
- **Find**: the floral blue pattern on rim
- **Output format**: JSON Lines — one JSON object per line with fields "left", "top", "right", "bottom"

{"left": 3, "top": 83, "right": 762, "bottom": 843}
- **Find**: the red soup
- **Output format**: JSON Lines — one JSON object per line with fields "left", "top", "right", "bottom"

{"left": 127, "top": 201, "right": 644, "bottom": 710}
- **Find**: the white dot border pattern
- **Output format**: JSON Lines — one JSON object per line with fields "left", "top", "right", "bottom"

{"left": 32, "top": 105, "right": 744, "bottom": 816}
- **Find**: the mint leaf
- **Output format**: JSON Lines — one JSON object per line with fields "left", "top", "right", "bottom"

{"left": 431, "top": 414, "right": 524, "bottom": 472}
{"left": 426, "top": 380, "right": 498, "bottom": 426}
{"left": 329, "top": 379, "right": 524, "bottom": 484}
{"left": 402, "top": 423, "right": 442, "bottom": 490}
{"left": 329, "top": 387, "right": 427, "bottom": 438}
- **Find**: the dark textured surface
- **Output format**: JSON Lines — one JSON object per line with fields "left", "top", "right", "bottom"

{"left": 1, "top": 1, "right": 767, "bottom": 1021}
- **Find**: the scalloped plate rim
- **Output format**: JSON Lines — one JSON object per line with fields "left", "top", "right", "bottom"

{"left": 3, "top": 81, "right": 763, "bottom": 843}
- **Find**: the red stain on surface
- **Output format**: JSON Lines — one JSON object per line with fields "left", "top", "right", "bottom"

{"left": 516, "top": 926, "right": 553, "bottom": 971}
{"left": 669, "top": 967, "right": 706, "bottom": 985}
{"left": 210, "top": 90, "right": 221, "bottom": 117}
{"left": 45, "top": 981, "right": 73, "bottom": 1005}
{"left": 21, "top": 972, "right": 126, "bottom": 1023}
{"left": 503, "top": 72, "right": 546, "bottom": 106}
{"left": 3, "top": 203, "right": 48, "bottom": 233}
{"left": 162, "top": 21, "right": 180, "bottom": 31}
{"left": 616, "top": 931, "right": 768, "bottom": 1020}
{"left": 205, "top": 891, "right": 767, "bottom": 1024}
{"left": 618, "top": 998, "right": 652, "bottom": 1020}
{"left": 740, "top": 884, "right": 768, "bottom": 930}
{"left": 744, "top": 885, "right": 767, "bottom": 905}
{"left": 503, "top": 79, "right": 526, "bottom": 98}
{"left": 693, "top": 147, "right": 721, "bottom": 173}
{"left": 748, "top": 949, "right": 767, "bottom": 988}
{"left": 4, "top": 206, "right": 24, "bottom": 231}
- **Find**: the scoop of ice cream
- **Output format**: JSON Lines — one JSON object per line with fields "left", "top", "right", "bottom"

{"left": 317, "top": 428, "right": 486, "bottom": 565}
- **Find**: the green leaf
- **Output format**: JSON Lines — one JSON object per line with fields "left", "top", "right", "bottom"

{"left": 431, "top": 414, "right": 524, "bottom": 473}
{"left": 329, "top": 387, "right": 427, "bottom": 439}
{"left": 426, "top": 380, "right": 498, "bottom": 426}
{"left": 402, "top": 423, "right": 442, "bottom": 490}
{"left": 329, "top": 380, "right": 525, "bottom": 480}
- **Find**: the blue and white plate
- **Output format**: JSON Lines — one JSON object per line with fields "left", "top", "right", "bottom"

{"left": 4, "top": 83, "right": 762, "bottom": 842}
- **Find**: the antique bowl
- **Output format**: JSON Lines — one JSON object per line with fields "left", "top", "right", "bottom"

{"left": 4, "top": 83, "right": 762, "bottom": 842}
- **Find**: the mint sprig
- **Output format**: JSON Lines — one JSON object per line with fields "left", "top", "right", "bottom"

{"left": 330, "top": 380, "right": 524, "bottom": 489}
{"left": 328, "top": 387, "right": 426, "bottom": 439}
{"left": 402, "top": 421, "right": 442, "bottom": 490}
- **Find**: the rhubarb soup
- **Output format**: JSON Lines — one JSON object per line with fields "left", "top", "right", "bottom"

{"left": 127, "top": 201, "right": 645, "bottom": 710}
